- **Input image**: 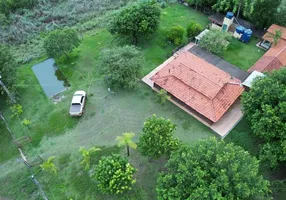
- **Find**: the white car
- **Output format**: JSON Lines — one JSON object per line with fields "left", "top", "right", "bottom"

{"left": 69, "top": 91, "right": 87, "bottom": 116}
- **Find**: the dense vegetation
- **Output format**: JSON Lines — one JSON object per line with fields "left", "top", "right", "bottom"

{"left": 157, "top": 138, "right": 272, "bottom": 200}
{"left": 242, "top": 68, "right": 286, "bottom": 168}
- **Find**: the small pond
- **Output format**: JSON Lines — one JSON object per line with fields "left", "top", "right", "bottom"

{"left": 32, "top": 58, "right": 69, "bottom": 98}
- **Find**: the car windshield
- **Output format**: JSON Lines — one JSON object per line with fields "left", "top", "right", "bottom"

{"left": 72, "top": 103, "right": 81, "bottom": 105}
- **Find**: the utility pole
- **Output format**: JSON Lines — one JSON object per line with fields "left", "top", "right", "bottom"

{"left": 0, "top": 74, "right": 16, "bottom": 104}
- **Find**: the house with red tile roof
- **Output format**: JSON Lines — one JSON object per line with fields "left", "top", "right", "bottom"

{"left": 248, "top": 24, "right": 286, "bottom": 73}
{"left": 151, "top": 51, "right": 244, "bottom": 123}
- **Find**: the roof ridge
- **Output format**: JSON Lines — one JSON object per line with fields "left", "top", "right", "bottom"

{"left": 179, "top": 62, "right": 224, "bottom": 89}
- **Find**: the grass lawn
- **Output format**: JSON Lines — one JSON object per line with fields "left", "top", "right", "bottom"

{"left": 223, "top": 37, "right": 265, "bottom": 70}
{"left": 0, "top": 4, "right": 213, "bottom": 200}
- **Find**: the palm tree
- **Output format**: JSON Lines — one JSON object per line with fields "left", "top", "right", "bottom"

{"left": 79, "top": 146, "right": 101, "bottom": 171}
{"left": 272, "top": 29, "right": 282, "bottom": 46}
{"left": 40, "top": 156, "right": 57, "bottom": 174}
{"left": 116, "top": 132, "right": 137, "bottom": 156}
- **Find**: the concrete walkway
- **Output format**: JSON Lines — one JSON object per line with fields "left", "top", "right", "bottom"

{"left": 142, "top": 42, "right": 244, "bottom": 138}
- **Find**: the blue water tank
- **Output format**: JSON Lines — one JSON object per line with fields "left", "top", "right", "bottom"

{"left": 241, "top": 29, "right": 253, "bottom": 43}
{"left": 226, "top": 12, "right": 234, "bottom": 19}
{"left": 236, "top": 26, "right": 245, "bottom": 34}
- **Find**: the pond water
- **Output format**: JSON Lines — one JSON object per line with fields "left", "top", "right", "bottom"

{"left": 32, "top": 58, "right": 69, "bottom": 98}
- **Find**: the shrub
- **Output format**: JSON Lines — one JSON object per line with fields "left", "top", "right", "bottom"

{"left": 199, "top": 29, "right": 230, "bottom": 55}
{"left": 166, "top": 25, "right": 184, "bottom": 46}
{"left": 98, "top": 45, "right": 144, "bottom": 90}
{"left": 156, "top": 89, "right": 168, "bottom": 105}
{"left": 186, "top": 21, "right": 202, "bottom": 40}
{"left": 94, "top": 154, "right": 136, "bottom": 194}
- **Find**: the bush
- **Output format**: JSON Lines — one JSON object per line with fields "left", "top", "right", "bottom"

{"left": 94, "top": 154, "right": 136, "bottom": 194}
{"left": 166, "top": 25, "right": 184, "bottom": 46}
{"left": 156, "top": 89, "right": 168, "bottom": 105}
{"left": 186, "top": 21, "right": 202, "bottom": 40}
{"left": 98, "top": 45, "right": 144, "bottom": 90}
{"left": 199, "top": 29, "right": 230, "bottom": 55}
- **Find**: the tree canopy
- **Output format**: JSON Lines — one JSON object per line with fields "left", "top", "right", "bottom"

{"left": 108, "top": 1, "right": 161, "bottom": 44}
{"left": 199, "top": 29, "right": 231, "bottom": 55}
{"left": 138, "top": 115, "right": 179, "bottom": 158}
{"left": 94, "top": 154, "right": 136, "bottom": 194}
{"left": 212, "top": 0, "right": 257, "bottom": 18}
{"left": 242, "top": 68, "right": 286, "bottom": 167}
{"left": 157, "top": 138, "right": 272, "bottom": 200}
{"left": 44, "top": 28, "right": 81, "bottom": 59}
{"left": 0, "top": 45, "right": 17, "bottom": 97}
{"left": 98, "top": 45, "right": 144, "bottom": 90}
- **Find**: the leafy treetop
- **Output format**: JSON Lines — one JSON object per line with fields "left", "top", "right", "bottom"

{"left": 242, "top": 68, "right": 286, "bottom": 167}
{"left": 94, "top": 154, "right": 136, "bottom": 194}
{"left": 98, "top": 45, "right": 144, "bottom": 90}
{"left": 157, "top": 138, "right": 272, "bottom": 200}
{"left": 108, "top": 1, "right": 161, "bottom": 44}
{"left": 138, "top": 114, "right": 179, "bottom": 158}
{"left": 44, "top": 28, "right": 81, "bottom": 59}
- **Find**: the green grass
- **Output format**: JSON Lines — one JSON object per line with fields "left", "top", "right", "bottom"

{"left": 0, "top": 3, "right": 283, "bottom": 200}
{"left": 223, "top": 37, "right": 265, "bottom": 70}
{"left": 0, "top": 4, "right": 213, "bottom": 200}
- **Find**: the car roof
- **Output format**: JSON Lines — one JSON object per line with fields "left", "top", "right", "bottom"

{"left": 72, "top": 96, "right": 82, "bottom": 104}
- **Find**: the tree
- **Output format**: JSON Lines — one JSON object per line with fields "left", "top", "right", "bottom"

{"left": 108, "top": 1, "right": 161, "bottom": 44}
{"left": 94, "top": 154, "right": 136, "bottom": 194}
{"left": 275, "top": 1, "right": 286, "bottom": 26}
{"left": 79, "top": 146, "right": 101, "bottom": 171}
{"left": 272, "top": 29, "right": 282, "bottom": 46}
{"left": 166, "top": 25, "right": 185, "bottom": 46}
{"left": 40, "top": 156, "right": 57, "bottom": 174}
{"left": 242, "top": 68, "right": 286, "bottom": 167}
{"left": 250, "top": 0, "right": 281, "bottom": 29}
{"left": 212, "top": 0, "right": 257, "bottom": 18}
{"left": 0, "top": 45, "right": 17, "bottom": 97}
{"left": 44, "top": 28, "right": 81, "bottom": 59}
{"left": 98, "top": 45, "right": 144, "bottom": 90}
{"left": 116, "top": 132, "right": 137, "bottom": 157}
{"left": 138, "top": 114, "right": 179, "bottom": 158}
{"left": 199, "top": 29, "right": 231, "bottom": 55}
{"left": 157, "top": 138, "right": 272, "bottom": 200}
{"left": 186, "top": 0, "right": 216, "bottom": 10}
{"left": 186, "top": 21, "right": 203, "bottom": 40}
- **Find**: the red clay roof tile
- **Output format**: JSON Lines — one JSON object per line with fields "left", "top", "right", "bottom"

{"left": 151, "top": 52, "right": 244, "bottom": 122}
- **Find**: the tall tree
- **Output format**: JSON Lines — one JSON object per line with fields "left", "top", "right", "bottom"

{"left": 212, "top": 0, "right": 257, "bottom": 18}
{"left": 98, "top": 45, "right": 144, "bottom": 90}
{"left": 250, "top": 0, "right": 281, "bottom": 29}
{"left": 108, "top": 1, "right": 161, "bottom": 44}
{"left": 138, "top": 114, "right": 179, "bottom": 158}
{"left": 242, "top": 68, "right": 286, "bottom": 167}
{"left": 116, "top": 132, "right": 137, "bottom": 156}
{"left": 44, "top": 28, "right": 81, "bottom": 59}
{"left": 79, "top": 146, "right": 101, "bottom": 171}
{"left": 157, "top": 138, "right": 272, "bottom": 200}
